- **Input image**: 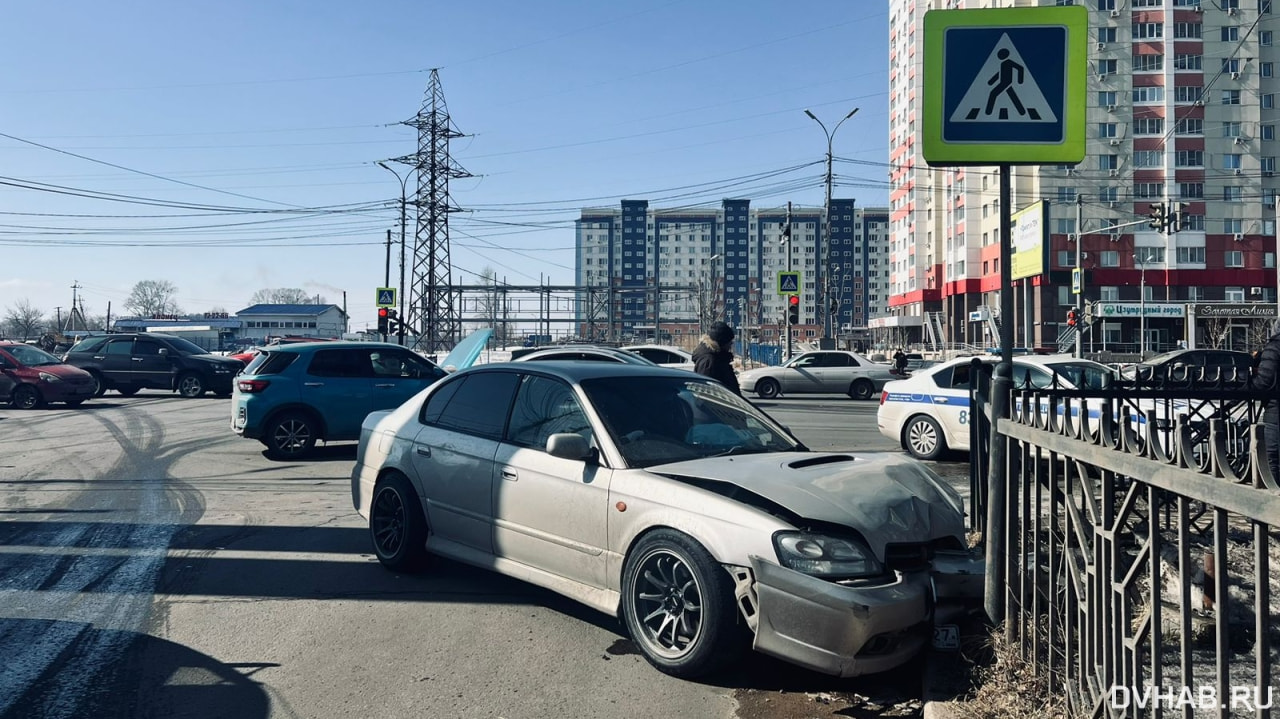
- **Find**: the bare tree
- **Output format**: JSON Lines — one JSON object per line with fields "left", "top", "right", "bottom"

{"left": 1246, "top": 318, "right": 1273, "bottom": 350}
{"left": 1202, "top": 318, "right": 1231, "bottom": 349}
{"left": 125, "top": 280, "right": 182, "bottom": 317}
{"left": 249, "top": 288, "right": 323, "bottom": 305}
{"left": 3, "top": 299, "right": 45, "bottom": 339}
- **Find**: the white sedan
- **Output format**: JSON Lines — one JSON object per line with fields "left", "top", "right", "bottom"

{"left": 621, "top": 344, "right": 697, "bottom": 370}
{"left": 352, "top": 362, "right": 981, "bottom": 678}
{"left": 877, "top": 355, "right": 1115, "bottom": 460}
{"left": 738, "top": 350, "right": 897, "bottom": 400}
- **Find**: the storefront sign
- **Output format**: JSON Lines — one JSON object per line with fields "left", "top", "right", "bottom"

{"left": 1191, "top": 303, "right": 1278, "bottom": 319}
{"left": 1096, "top": 303, "right": 1185, "bottom": 318}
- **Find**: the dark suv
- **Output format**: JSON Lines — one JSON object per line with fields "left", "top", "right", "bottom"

{"left": 63, "top": 333, "right": 245, "bottom": 398}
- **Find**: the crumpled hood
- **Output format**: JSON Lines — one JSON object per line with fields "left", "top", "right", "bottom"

{"left": 647, "top": 452, "right": 966, "bottom": 558}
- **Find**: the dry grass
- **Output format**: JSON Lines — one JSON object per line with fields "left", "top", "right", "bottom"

{"left": 948, "top": 625, "right": 1077, "bottom": 719}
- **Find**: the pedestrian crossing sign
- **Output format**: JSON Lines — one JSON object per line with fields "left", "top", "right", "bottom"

{"left": 376, "top": 287, "right": 396, "bottom": 308}
{"left": 777, "top": 271, "right": 800, "bottom": 295}
{"left": 922, "top": 5, "right": 1086, "bottom": 165}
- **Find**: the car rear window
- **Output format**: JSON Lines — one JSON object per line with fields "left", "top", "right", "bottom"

{"left": 246, "top": 351, "right": 298, "bottom": 376}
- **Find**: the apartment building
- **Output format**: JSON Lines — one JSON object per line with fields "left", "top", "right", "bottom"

{"left": 888, "top": 0, "right": 1279, "bottom": 352}
{"left": 574, "top": 199, "right": 890, "bottom": 344}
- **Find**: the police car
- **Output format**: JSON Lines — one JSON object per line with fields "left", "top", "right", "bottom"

{"left": 876, "top": 354, "right": 1115, "bottom": 460}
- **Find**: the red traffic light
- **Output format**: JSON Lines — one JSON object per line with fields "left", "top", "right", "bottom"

{"left": 788, "top": 295, "right": 799, "bottom": 305}
{"left": 378, "top": 308, "right": 389, "bottom": 318}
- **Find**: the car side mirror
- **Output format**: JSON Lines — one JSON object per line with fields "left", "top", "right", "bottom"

{"left": 158, "top": 348, "right": 169, "bottom": 356}
{"left": 546, "top": 433, "right": 593, "bottom": 461}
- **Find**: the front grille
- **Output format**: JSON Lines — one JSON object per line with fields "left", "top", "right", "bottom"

{"left": 884, "top": 543, "right": 931, "bottom": 572}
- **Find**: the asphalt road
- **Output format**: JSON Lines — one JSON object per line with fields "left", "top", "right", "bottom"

{"left": 0, "top": 391, "right": 972, "bottom": 719}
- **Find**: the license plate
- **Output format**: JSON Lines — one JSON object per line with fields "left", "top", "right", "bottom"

{"left": 932, "top": 624, "right": 960, "bottom": 651}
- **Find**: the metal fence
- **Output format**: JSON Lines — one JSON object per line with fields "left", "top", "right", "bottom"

{"left": 970, "top": 361, "right": 1280, "bottom": 717}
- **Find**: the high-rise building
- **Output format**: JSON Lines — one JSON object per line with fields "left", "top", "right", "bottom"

{"left": 888, "top": 0, "right": 1278, "bottom": 352}
{"left": 575, "top": 200, "right": 890, "bottom": 345}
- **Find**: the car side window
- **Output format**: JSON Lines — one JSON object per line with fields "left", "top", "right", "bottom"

{"left": 506, "top": 375, "right": 593, "bottom": 450}
{"left": 369, "top": 350, "right": 407, "bottom": 378}
{"left": 134, "top": 341, "right": 163, "bottom": 356}
{"left": 307, "top": 349, "right": 370, "bottom": 378}
{"left": 71, "top": 337, "right": 109, "bottom": 353}
{"left": 631, "top": 348, "right": 662, "bottom": 363}
{"left": 828, "top": 353, "right": 854, "bottom": 367}
{"left": 104, "top": 340, "right": 134, "bottom": 355}
{"left": 791, "top": 354, "right": 819, "bottom": 368}
{"left": 399, "top": 352, "right": 446, "bottom": 380}
{"left": 420, "top": 377, "right": 465, "bottom": 425}
{"left": 432, "top": 371, "right": 519, "bottom": 439}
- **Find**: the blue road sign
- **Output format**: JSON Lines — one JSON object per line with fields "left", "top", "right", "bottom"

{"left": 376, "top": 287, "right": 397, "bottom": 307}
{"left": 777, "top": 271, "right": 800, "bottom": 295}
{"left": 943, "top": 26, "right": 1066, "bottom": 144}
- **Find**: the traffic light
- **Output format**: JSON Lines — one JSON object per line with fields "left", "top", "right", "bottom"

{"left": 1171, "top": 202, "right": 1189, "bottom": 233}
{"left": 1083, "top": 302, "right": 1096, "bottom": 325}
{"left": 1147, "top": 202, "right": 1167, "bottom": 232}
{"left": 787, "top": 295, "right": 800, "bottom": 325}
{"left": 386, "top": 309, "right": 400, "bottom": 335}
{"left": 377, "top": 307, "right": 390, "bottom": 334}
{"left": 1066, "top": 308, "right": 1078, "bottom": 327}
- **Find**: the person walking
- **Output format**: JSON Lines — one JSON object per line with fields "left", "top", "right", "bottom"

{"left": 1251, "top": 327, "right": 1280, "bottom": 482}
{"left": 893, "top": 348, "right": 910, "bottom": 375}
{"left": 693, "top": 321, "right": 741, "bottom": 396}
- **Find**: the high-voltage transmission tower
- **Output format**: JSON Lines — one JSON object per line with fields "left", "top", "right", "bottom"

{"left": 393, "top": 69, "right": 471, "bottom": 353}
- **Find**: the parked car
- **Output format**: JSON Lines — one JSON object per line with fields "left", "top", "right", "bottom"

{"left": 351, "top": 362, "right": 980, "bottom": 679}
{"left": 63, "top": 333, "right": 245, "bottom": 398}
{"left": 514, "top": 346, "right": 657, "bottom": 365}
{"left": 738, "top": 350, "right": 897, "bottom": 400}
{"left": 228, "top": 336, "right": 341, "bottom": 365}
{"left": 1118, "top": 348, "right": 1254, "bottom": 384}
{"left": 231, "top": 341, "right": 448, "bottom": 459}
{"left": 0, "top": 341, "right": 96, "bottom": 409}
{"left": 877, "top": 355, "right": 1115, "bottom": 460}
{"left": 621, "top": 344, "right": 697, "bottom": 370}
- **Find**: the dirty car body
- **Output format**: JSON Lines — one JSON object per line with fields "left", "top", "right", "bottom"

{"left": 351, "top": 362, "right": 981, "bottom": 678}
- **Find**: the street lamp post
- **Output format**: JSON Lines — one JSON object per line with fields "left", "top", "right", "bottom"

{"left": 805, "top": 106, "right": 859, "bottom": 343}
{"left": 699, "top": 253, "right": 723, "bottom": 335}
{"left": 378, "top": 161, "right": 411, "bottom": 346}
{"left": 1135, "top": 251, "right": 1149, "bottom": 357}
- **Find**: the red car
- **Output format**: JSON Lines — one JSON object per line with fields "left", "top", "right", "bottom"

{"left": 0, "top": 341, "right": 96, "bottom": 409}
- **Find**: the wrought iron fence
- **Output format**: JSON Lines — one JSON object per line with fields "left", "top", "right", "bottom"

{"left": 970, "top": 359, "right": 1280, "bottom": 717}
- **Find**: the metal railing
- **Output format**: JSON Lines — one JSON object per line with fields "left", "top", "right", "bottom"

{"left": 970, "top": 362, "right": 1279, "bottom": 717}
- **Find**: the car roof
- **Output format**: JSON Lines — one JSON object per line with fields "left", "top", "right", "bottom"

{"left": 932, "top": 353, "right": 1109, "bottom": 369}
{"left": 462, "top": 361, "right": 702, "bottom": 383}
{"left": 519, "top": 346, "right": 648, "bottom": 359}
{"left": 264, "top": 340, "right": 421, "bottom": 353}
{"left": 621, "top": 344, "right": 690, "bottom": 353}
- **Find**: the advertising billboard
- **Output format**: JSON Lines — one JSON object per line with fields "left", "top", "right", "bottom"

{"left": 1010, "top": 200, "right": 1049, "bottom": 281}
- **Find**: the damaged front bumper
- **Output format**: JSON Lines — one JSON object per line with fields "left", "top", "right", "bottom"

{"left": 745, "top": 551, "right": 985, "bottom": 677}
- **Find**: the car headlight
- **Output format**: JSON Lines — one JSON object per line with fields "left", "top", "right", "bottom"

{"left": 38, "top": 372, "right": 62, "bottom": 383}
{"left": 772, "top": 531, "right": 883, "bottom": 578}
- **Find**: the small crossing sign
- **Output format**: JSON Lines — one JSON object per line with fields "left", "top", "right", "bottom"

{"left": 922, "top": 5, "right": 1086, "bottom": 165}
{"left": 376, "top": 287, "right": 397, "bottom": 308}
{"left": 777, "top": 271, "right": 801, "bottom": 295}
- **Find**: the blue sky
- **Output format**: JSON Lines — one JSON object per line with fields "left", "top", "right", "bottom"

{"left": 0, "top": 1, "right": 890, "bottom": 331}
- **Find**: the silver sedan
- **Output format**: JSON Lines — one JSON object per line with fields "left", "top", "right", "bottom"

{"left": 738, "top": 350, "right": 898, "bottom": 400}
{"left": 351, "top": 362, "right": 980, "bottom": 679}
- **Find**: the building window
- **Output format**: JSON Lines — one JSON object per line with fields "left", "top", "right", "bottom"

{"left": 1178, "top": 182, "right": 1204, "bottom": 198}
{"left": 1134, "top": 118, "right": 1164, "bottom": 135}
{"left": 1134, "top": 150, "right": 1162, "bottom": 167}
{"left": 1263, "top": 156, "right": 1276, "bottom": 174}
{"left": 1133, "top": 86, "right": 1164, "bottom": 103}
{"left": 1099, "top": 27, "right": 1117, "bottom": 43}
{"left": 1173, "top": 22, "right": 1201, "bottom": 38}
{"left": 1100, "top": 186, "right": 1120, "bottom": 202}
{"left": 1177, "top": 246, "right": 1206, "bottom": 263}
{"left": 1222, "top": 90, "right": 1242, "bottom": 105}
{"left": 1223, "top": 121, "right": 1243, "bottom": 138}
{"left": 1264, "top": 30, "right": 1274, "bottom": 46}
{"left": 1225, "top": 251, "right": 1245, "bottom": 267}
{"left": 1135, "top": 182, "right": 1165, "bottom": 198}
{"left": 1182, "top": 214, "right": 1206, "bottom": 231}
{"left": 1225, "top": 186, "right": 1245, "bottom": 202}
{"left": 1223, "top": 153, "right": 1243, "bottom": 170}
{"left": 1098, "top": 59, "right": 1118, "bottom": 76}
{"left": 1175, "top": 150, "right": 1204, "bottom": 166}
{"left": 1266, "top": 63, "right": 1277, "bottom": 78}
{"left": 1100, "top": 251, "right": 1120, "bottom": 268}
{"left": 1133, "top": 54, "right": 1164, "bottom": 72}
{"left": 1174, "top": 53, "right": 1203, "bottom": 70}
{"left": 1173, "top": 86, "right": 1203, "bottom": 103}
{"left": 1098, "top": 122, "right": 1119, "bottom": 138}
{"left": 1098, "top": 90, "right": 1118, "bottom": 106}
{"left": 1057, "top": 187, "right": 1077, "bottom": 202}
{"left": 1225, "top": 218, "right": 1244, "bottom": 233}
{"left": 1132, "top": 22, "right": 1163, "bottom": 39}
{"left": 1265, "top": 124, "right": 1276, "bottom": 141}
{"left": 1266, "top": 94, "right": 1276, "bottom": 110}
{"left": 1099, "top": 154, "right": 1119, "bottom": 170}
{"left": 1222, "top": 27, "right": 1240, "bottom": 42}
{"left": 1097, "top": 0, "right": 1116, "bottom": 10}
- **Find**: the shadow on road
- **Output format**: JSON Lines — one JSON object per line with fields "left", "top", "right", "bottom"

{"left": 259, "top": 443, "right": 357, "bottom": 463}
{"left": 0, "top": 618, "right": 271, "bottom": 719}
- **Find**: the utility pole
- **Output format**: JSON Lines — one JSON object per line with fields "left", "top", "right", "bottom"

{"left": 377, "top": 161, "right": 410, "bottom": 346}
{"left": 1075, "top": 194, "right": 1084, "bottom": 358}
{"left": 54, "top": 307, "right": 62, "bottom": 332}
{"left": 69, "top": 281, "right": 82, "bottom": 332}
{"left": 785, "top": 201, "right": 794, "bottom": 361}
{"left": 805, "top": 107, "right": 859, "bottom": 343}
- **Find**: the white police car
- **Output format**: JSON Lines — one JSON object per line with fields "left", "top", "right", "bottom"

{"left": 876, "top": 355, "right": 1115, "bottom": 460}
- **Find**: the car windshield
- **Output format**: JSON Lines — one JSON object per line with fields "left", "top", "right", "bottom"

{"left": 1140, "top": 350, "right": 1185, "bottom": 366}
{"left": 579, "top": 376, "right": 801, "bottom": 468}
{"left": 164, "top": 337, "right": 210, "bottom": 355}
{"left": 1039, "top": 360, "right": 1115, "bottom": 390}
{"left": 7, "top": 345, "right": 63, "bottom": 366}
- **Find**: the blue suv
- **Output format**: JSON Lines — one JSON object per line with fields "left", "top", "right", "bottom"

{"left": 232, "top": 341, "right": 447, "bottom": 459}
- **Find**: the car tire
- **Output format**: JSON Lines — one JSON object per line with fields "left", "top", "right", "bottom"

{"left": 88, "top": 371, "right": 107, "bottom": 398}
{"left": 849, "top": 379, "right": 875, "bottom": 401}
{"left": 903, "top": 414, "right": 946, "bottom": 460}
{"left": 755, "top": 378, "right": 781, "bottom": 399}
{"left": 263, "top": 412, "right": 318, "bottom": 460}
{"left": 117, "top": 386, "right": 140, "bottom": 397}
{"left": 177, "top": 373, "right": 206, "bottom": 398}
{"left": 369, "top": 473, "right": 429, "bottom": 572}
{"left": 621, "top": 529, "right": 741, "bottom": 679}
{"left": 11, "top": 384, "right": 43, "bottom": 410}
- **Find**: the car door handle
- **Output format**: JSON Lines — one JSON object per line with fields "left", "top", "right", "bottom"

{"left": 93, "top": 355, "right": 105, "bottom": 360}
{"left": 416, "top": 446, "right": 431, "bottom": 458}
{"left": 935, "top": 397, "right": 950, "bottom": 403}
{"left": 303, "top": 382, "right": 324, "bottom": 387}
{"left": 131, "top": 357, "right": 145, "bottom": 362}
{"left": 374, "top": 383, "right": 395, "bottom": 388}
{"left": 501, "top": 469, "right": 518, "bottom": 481}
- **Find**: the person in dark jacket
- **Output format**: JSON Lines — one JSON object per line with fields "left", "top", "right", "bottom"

{"left": 693, "top": 321, "right": 741, "bottom": 396}
{"left": 1251, "top": 328, "right": 1280, "bottom": 482}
